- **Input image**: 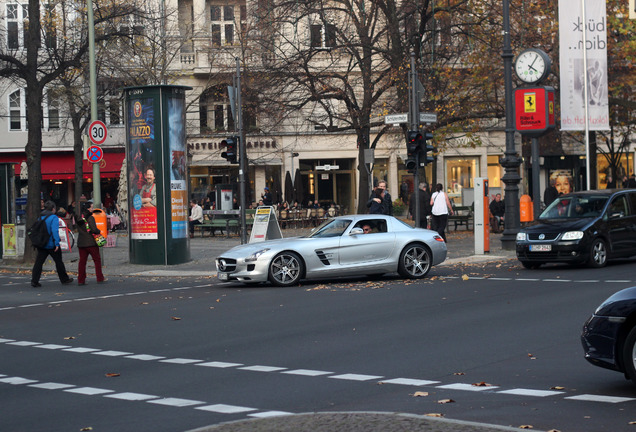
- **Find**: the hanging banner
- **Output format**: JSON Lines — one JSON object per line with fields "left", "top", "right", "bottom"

{"left": 558, "top": 0, "right": 610, "bottom": 130}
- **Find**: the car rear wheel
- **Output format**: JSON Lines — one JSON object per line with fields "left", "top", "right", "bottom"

{"left": 268, "top": 251, "right": 303, "bottom": 287}
{"left": 520, "top": 261, "right": 542, "bottom": 269}
{"left": 588, "top": 238, "right": 608, "bottom": 268}
{"left": 622, "top": 326, "right": 636, "bottom": 384}
{"left": 398, "top": 243, "right": 431, "bottom": 279}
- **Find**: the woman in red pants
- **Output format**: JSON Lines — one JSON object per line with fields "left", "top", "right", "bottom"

{"left": 77, "top": 203, "right": 107, "bottom": 286}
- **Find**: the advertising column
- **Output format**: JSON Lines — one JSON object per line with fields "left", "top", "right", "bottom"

{"left": 125, "top": 85, "right": 191, "bottom": 265}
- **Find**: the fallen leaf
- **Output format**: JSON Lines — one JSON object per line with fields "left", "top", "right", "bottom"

{"left": 550, "top": 386, "right": 565, "bottom": 390}
{"left": 462, "top": 274, "right": 469, "bottom": 281}
{"left": 411, "top": 391, "right": 429, "bottom": 397}
{"left": 80, "top": 428, "right": 93, "bottom": 431}
{"left": 547, "top": 429, "right": 562, "bottom": 432}
{"left": 171, "top": 316, "right": 181, "bottom": 320}
{"left": 64, "top": 336, "right": 75, "bottom": 340}
{"left": 473, "top": 381, "right": 493, "bottom": 387}
{"left": 216, "top": 299, "right": 221, "bottom": 302}
{"left": 105, "top": 373, "right": 120, "bottom": 378}
{"left": 425, "top": 413, "right": 444, "bottom": 417}
{"left": 629, "top": 422, "right": 636, "bottom": 425}
{"left": 519, "top": 426, "right": 533, "bottom": 429}
{"left": 454, "top": 372, "right": 465, "bottom": 376}
{"left": 140, "top": 302, "right": 149, "bottom": 305}
{"left": 437, "top": 398, "right": 455, "bottom": 404}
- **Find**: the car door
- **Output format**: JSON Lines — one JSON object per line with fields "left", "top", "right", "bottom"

{"left": 338, "top": 218, "right": 396, "bottom": 267}
{"left": 626, "top": 192, "right": 636, "bottom": 255}
{"left": 606, "top": 195, "right": 631, "bottom": 255}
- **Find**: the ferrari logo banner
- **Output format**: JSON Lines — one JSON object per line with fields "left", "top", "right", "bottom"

{"left": 558, "top": 0, "right": 609, "bottom": 130}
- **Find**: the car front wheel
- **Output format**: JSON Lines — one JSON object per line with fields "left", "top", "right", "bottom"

{"left": 622, "top": 326, "right": 636, "bottom": 384}
{"left": 398, "top": 243, "right": 431, "bottom": 279}
{"left": 268, "top": 251, "right": 303, "bottom": 287}
{"left": 588, "top": 238, "right": 608, "bottom": 268}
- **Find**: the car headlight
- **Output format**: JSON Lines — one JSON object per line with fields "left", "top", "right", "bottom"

{"left": 516, "top": 232, "right": 527, "bottom": 241}
{"left": 245, "top": 248, "right": 270, "bottom": 262}
{"left": 562, "top": 231, "right": 584, "bottom": 240}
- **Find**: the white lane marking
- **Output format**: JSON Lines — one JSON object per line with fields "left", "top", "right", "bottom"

{"left": 99, "top": 294, "right": 124, "bottom": 299}
{"left": 565, "top": 394, "right": 636, "bottom": 403}
{"left": 578, "top": 280, "right": 600, "bottom": 283}
{"left": 498, "top": 388, "right": 564, "bottom": 397}
{"left": 62, "top": 347, "right": 101, "bottom": 353}
{"left": 195, "top": 404, "right": 257, "bottom": 414}
{"left": 437, "top": 383, "right": 499, "bottom": 392}
{"left": 104, "top": 392, "right": 159, "bottom": 401}
{"left": 0, "top": 338, "right": 16, "bottom": 343}
{"left": 125, "top": 292, "right": 146, "bottom": 296}
{"left": 329, "top": 373, "right": 384, "bottom": 381}
{"left": 249, "top": 411, "right": 293, "bottom": 418}
{"left": 125, "top": 354, "right": 166, "bottom": 361}
{"left": 148, "top": 289, "right": 171, "bottom": 293}
{"left": 238, "top": 365, "right": 287, "bottom": 372}
{"left": 0, "top": 307, "right": 16, "bottom": 311}
{"left": 28, "top": 382, "right": 75, "bottom": 390}
{"left": 160, "top": 358, "right": 203, "bottom": 364}
{"left": 543, "top": 279, "right": 571, "bottom": 282}
{"left": 64, "top": 387, "right": 115, "bottom": 395}
{"left": 196, "top": 361, "right": 243, "bottom": 368}
{"left": 487, "top": 278, "right": 511, "bottom": 281}
{"left": 606, "top": 280, "right": 632, "bottom": 283}
{"left": 147, "top": 397, "right": 205, "bottom": 407}
{"left": 74, "top": 297, "right": 97, "bottom": 302}
{"left": 7, "top": 341, "right": 41, "bottom": 346}
{"left": 92, "top": 350, "right": 133, "bottom": 357}
{"left": 282, "top": 369, "right": 333, "bottom": 377}
{"left": 381, "top": 378, "right": 440, "bottom": 386}
{"left": 515, "top": 278, "right": 540, "bottom": 281}
{"left": 34, "top": 344, "right": 71, "bottom": 350}
{"left": 19, "top": 303, "right": 45, "bottom": 308}
{"left": 0, "top": 377, "right": 38, "bottom": 385}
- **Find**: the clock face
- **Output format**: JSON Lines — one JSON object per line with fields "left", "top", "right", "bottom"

{"left": 515, "top": 49, "right": 550, "bottom": 84}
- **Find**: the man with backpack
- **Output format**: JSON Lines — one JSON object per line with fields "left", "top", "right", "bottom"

{"left": 30, "top": 200, "right": 74, "bottom": 288}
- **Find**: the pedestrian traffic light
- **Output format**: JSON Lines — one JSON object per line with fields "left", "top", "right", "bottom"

{"left": 220, "top": 136, "right": 238, "bottom": 164}
{"left": 406, "top": 131, "right": 422, "bottom": 171}
{"left": 422, "top": 132, "right": 435, "bottom": 166}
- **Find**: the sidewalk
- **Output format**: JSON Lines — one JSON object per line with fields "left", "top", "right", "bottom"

{"left": 0, "top": 227, "right": 518, "bottom": 277}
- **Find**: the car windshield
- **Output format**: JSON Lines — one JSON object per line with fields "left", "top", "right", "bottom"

{"left": 307, "top": 218, "right": 353, "bottom": 238}
{"left": 540, "top": 195, "right": 608, "bottom": 219}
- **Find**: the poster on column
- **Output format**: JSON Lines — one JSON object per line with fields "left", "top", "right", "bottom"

{"left": 168, "top": 97, "right": 188, "bottom": 238}
{"left": 128, "top": 98, "right": 159, "bottom": 239}
{"left": 558, "top": 0, "right": 609, "bottom": 131}
{"left": 2, "top": 224, "right": 17, "bottom": 257}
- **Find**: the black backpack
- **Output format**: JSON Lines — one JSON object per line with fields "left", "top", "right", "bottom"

{"left": 27, "top": 215, "right": 53, "bottom": 248}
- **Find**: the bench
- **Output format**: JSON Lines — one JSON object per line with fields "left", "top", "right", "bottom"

{"left": 194, "top": 209, "right": 255, "bottom": 238}
{"left": 449, "top": 205, "right": 473, "bottom": 231}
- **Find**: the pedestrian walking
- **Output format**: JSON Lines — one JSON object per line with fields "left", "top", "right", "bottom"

{"left": 366, "top": 180, "right": 393, "bottom": 215}
{"left": 409, "top": 182, "right": 431, "bottom": 228}
{"left": 77, "top": 203, "right": 106, "bottom": 286}
{"left": 30, "top": 201, "right": 74, "bottom": 288}
{"left": 368, "top": 187, "right": 387, "bottom": 214}
{"left": 430, "top": 184, "right": 454, "bottom": 242}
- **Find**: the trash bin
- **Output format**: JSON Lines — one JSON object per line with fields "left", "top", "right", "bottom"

{"left": 92, "top": 208, "right": 108, "bottom": 238}
{"left": 520, "top": 194, "right": 533, "bottom": 222}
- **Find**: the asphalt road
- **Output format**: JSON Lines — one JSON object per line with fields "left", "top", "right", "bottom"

{"left": 2, "top": 258, "right": 636, "bottom": 432}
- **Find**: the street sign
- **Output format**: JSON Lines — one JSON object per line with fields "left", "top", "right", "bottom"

{"left": 86, "top": 145, "right": 104, "bottom": 164}
{"left": 316, "top": 164, "right": 340, "bottom": 171}
{"left": 88, "top": 120, "right": 107, "bottom": 145}
{"left": 419, "top": 112, "right": 438, "bottom": 124}
{"left": 384, "top": 114, "right": 408, "bottom": 125}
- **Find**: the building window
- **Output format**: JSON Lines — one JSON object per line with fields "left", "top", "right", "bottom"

{"left": 6, "top": 3, "right": 28, "bottom": 49}
{"left": 9, "top": 89, "right": 23, "bottom": 131}
{"left": 310, "top": 22, "right": 336, "bottom": 49}
{"left": 445, "top": 157, "right": 480, "bottom": 204}
{"left": 211, "top": 5, "right": 235, "bottom": 46}
{"left": 46, "top": 95, "right": 60, "bottom": 130}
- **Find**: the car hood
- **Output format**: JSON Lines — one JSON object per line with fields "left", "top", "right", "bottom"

{"left": 523, "top": 218, "right": 594, "bottom": 233}
{"left": 594, "top": 286, "right": 636, "bottom": 317}
{"left": 219, "top": 237, "right": 307, "bottom": 256}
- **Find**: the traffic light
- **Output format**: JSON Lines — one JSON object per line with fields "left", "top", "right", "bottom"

{"left": 422, "top": 132, "right": 435, "bottom": 166}
{"left": 405, "top": 131, "right": 422, "bottom": 171}
{"left": 220, "top": 136, "right": 239, "bottom": 164}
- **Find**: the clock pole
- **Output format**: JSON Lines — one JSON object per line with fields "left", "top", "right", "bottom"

{"left": 500, "top": 0, "right": 521, "bottom": 250}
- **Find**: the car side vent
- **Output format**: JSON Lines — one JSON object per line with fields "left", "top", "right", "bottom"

{"left": 315, "top": 250, "right": 331, "bottom": 265}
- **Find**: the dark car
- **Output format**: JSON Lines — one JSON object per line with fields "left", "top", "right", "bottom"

{"left": 581, "top": 286, "right": 636, "bottom": 384}
{"left": 516, "top": 189, "right": 636, "bottom": 269}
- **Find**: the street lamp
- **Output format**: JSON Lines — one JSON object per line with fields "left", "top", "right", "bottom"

{"left": 500, "top": 0, "right": 521, "bottom": 250}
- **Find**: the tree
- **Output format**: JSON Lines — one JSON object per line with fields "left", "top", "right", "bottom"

{"left": 0, "top": 0, "right": 139, "bottom": 261}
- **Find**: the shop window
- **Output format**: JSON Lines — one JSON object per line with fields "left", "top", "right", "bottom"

{"left": 487, "top": 155, "right": 502, "bottom": 188}
{"left": 598, "top": 153, "right": 634, "bottom": 188}
{"left": 445, "top": 157, "right": 479, "bottom": 204}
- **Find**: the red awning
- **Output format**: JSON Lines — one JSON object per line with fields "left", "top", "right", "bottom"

{"left": 1, "top": 151, "right": 124, "bottom": 180}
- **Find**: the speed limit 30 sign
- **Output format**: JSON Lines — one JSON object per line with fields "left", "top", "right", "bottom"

{"left": 88, "top": 120, "right": 108, "bottom": 145}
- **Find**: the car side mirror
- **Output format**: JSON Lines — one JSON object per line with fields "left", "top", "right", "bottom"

{"left": 350, "top": 227, "right": 364, "bottom": 235}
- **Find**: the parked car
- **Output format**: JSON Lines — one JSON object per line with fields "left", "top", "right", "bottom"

{"left": 581, "top": 286, "right": 636, "bottom": 384}
{"left": 215, "top": 214, "right": 447, "bottom": 286}
{"left": 516, "top": 189, "right": 636, "bottom": 269}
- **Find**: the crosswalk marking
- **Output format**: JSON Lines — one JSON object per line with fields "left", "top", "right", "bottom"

{"left": 64, "top": 387, "right": 114, "bottom": 395}
{"left": 437, "top": 383, "right": 499, "bottom": 392}
{"left": 147, "top": 397, "right": 205, "bottom": 407}
{"left": 282, "top": 369, "right": 333, "bottom": 377}
{"left": 196, "top": 361, "right": 243, "bottom": 368}
{"left": 498, "top": 388, "right": 564, "bottom": 397}
{"left": 329, "top": 373, "right": 384, "bottom": 381}
{"left": 239, "top": 365, "right": 287, "bottom": 372}
{"left": 28, "top": 382, "right": 75, "bottom": 390}
{"left": 381, "top": 378, "right": 440, "bottom": 386}
{"left": 105, "top": 392, "right": 159, "bottom": 401}
{"left": 160, "top": 358, "right": 203, "bottom": 364}
{"left": 195, "top": 404, "right": 257, "bottom": 414}
{"left": 92, "top": 350, "right": 133, "bottom": 357}
{"left": 565, "top": 394, "right": 636, "bottom": 403}
{"left": 34, "top": 344, "right": 70, "bottom": 350}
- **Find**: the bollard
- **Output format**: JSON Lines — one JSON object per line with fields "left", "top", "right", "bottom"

{"left": 520, "top": 194, "right": 533, "bottom": 222}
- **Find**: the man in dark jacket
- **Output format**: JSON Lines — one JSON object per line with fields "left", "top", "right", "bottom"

{"left": 366, "top": 180, "right": 393, "bottom": 215}
{"left": 627, "top": 174, "right": 636, "bottom": 188}
{"left": 409, "top": 182, "right": 431, "bottom": 228}
{"left": 30, "top": 200, "right": 74, "bottom": 288}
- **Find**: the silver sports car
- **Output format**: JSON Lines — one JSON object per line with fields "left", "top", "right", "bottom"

{"left": 215, "top": 214, "right": 447, "bottom": 286}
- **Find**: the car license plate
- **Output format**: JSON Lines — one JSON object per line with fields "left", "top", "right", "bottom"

{"left": 530, "top": 244, "right": 551, "bottom": 252}
{"left": 218, "top": 273, "right": 229, "bottom": 281}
